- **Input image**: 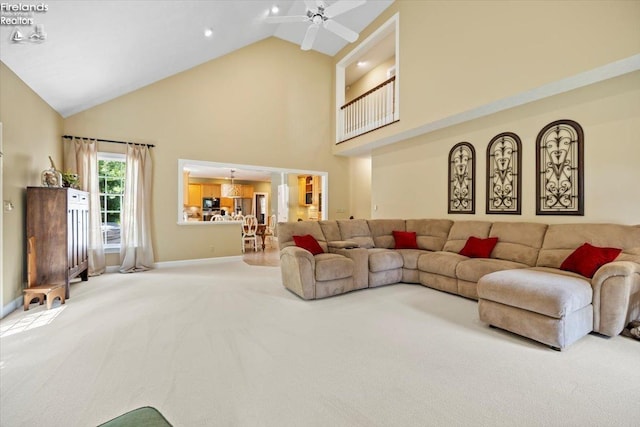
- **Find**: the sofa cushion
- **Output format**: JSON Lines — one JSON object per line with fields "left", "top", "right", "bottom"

{"left": 293, "top": 234, "right": 324, "bottom": 255}
{"left": 456, "top": 258, "right": 529, "bottom": 283}
{"left": 477, "top": 269, "right": 592, "bottom": 319}
{"left": 443, "top": 221, "right": 493, "bottom": 253}
{"left": 459, "top": 236, "right": 498, "bottom": 258}
{"left": 368, "top": 219, "right": 406, "bottom": 248}
{"left": 319, "top": 220, "right": 342, "bottom": 242}
{"left": 393, "top": 231, "right": 419, "bottom": 249}
{"left": 418, "top": 251, "right": 467, "bottom": 278}
{"left": 406, "top": 219, "right": 454, "bottom": 251}
{"left": 368, "top": 249, "right": 403, "bottom": 273}
{"left": 337, "top": 219, "right": 375, "bottom": 248}
{"left": 489, "top": 222, "right": 548, "bottom": 266}
{"left": 560, "top": 243, "right": 622, "bottom": 278}
{"left": 537, "top": 223, "right": 640, "bottom": 268}
{"left": 396, "top": 249, "right": 428, "bottom": 270}
{"left": 314, "top": 253, "right": 353, "bottom": 281}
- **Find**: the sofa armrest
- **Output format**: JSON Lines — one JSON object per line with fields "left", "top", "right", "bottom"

{"left": 280, "top": 246, "right": 316, "bottom": 299}
{"left": 331, "top": 247, "right": 369, "bottom": 289}
{"left": 327, "top": 240, "right": 359, "bottom": 250}
{"left": 591, "top": 261, "right": 640, "bottom": 336}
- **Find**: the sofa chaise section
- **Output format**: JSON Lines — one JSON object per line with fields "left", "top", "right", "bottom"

{"left": 532, "top": 223, "right": 640, "bottom": 336}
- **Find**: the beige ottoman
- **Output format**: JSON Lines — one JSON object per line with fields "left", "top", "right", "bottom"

{"left": 477, "top": 269, "right": 593, "bottom": 350}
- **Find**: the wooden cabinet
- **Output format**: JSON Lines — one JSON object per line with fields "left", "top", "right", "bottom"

{"left": 187, "top": 183, "right": 202, "bottom": 207}
{"left": 242, "top": 185, "right": 254, "bottom": 199}
{"left": 220, "top": 197, "right": 233, "bottom": 210}
{"left": 26, "top": 187, "right": 89, "bottom": 298}
{"left": 202, "top": 183, "right": 221, "bottom": 198}
{"left": 298, "top": 175, "right": 315, "bottom": 206}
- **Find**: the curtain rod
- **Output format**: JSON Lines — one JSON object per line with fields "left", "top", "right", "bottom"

{"left": 62, "top": 134, "right": 155, "bottom": 148}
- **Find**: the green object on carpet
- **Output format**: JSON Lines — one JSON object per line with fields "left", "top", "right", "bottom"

{"left": 97, "top": 406, "right": 172, "bottom": 427}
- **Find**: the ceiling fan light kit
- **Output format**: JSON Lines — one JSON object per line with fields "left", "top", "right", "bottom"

{"left": 264, "top": 0, "right": 366, "bottom": 50}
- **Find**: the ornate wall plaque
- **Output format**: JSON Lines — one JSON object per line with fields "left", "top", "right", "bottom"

{"left": 536, "top": 119, "right": 584, "bottom": 215}
{"left": 486, "top": 132, "right": 521, "bottom": 214}
{"left": 448, "top": 142, "right": 475, "bottom": 214}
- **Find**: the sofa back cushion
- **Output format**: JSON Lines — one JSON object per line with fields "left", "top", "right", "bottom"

{"left": 443, "top": 221, "right": 493, "bottom": 253}
{"left": 278, "top": 221, "right": 328, "bottom": 253}
{"left": 319, "top": 220, "right": 342, "bottom": 242}
{"left": 368, "top": 219, "right": 406, "bottom": 249}
{"left": 406, "top": 219, "right": 454, "bottom": 251}
{"left": 337, "top": 219, "right": 375, "bottom": 248}
{"left": 489, "top": 222, "right": 548, "bottom": 266}
{"left": 537, "top": 223, "right": 640, "bottom": 268}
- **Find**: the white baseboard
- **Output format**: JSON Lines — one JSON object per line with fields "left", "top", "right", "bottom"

{"left": 154, "top": 256, "right": 243, "bottom": 269}
{"left": 102, "top": 255, "right": 243, "bottom": 273}
{"left": 1, "top": 296, "right": 22, "bottom": 319}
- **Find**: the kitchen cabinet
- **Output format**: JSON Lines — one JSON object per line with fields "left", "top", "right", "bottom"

{"left": 202, "top": 183, "right": 221, "bottom": 198}
{"left": 298, "top": 175, "right": 314, "bottom": 206}
{"left": 187, "top": 183, "right": 202, "bottom": 207}
{"left": 26, "top": 187, "right": 89, "bottom": 298}
{"left": 242, "top": 185, "right": 254, "bottom": 199}
{"left": 220, "top": 197, "right": 234, "bottom": 210}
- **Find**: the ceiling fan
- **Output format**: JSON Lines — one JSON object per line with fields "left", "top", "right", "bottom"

{"left": 264, "top": 0, "right": 366, "bottom": 50}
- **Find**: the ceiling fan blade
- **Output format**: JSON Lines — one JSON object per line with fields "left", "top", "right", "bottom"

{"left": 324, "top": 19, "right": 359, "bottom": 42}
{"left": 301, "top": 24, "right": 320, "bottom": 51}
{"left": 264, "top": 15, "right": 308, "bottom": 24}
{"left": 324, "top": 0, "right": 366, "bottom": 18}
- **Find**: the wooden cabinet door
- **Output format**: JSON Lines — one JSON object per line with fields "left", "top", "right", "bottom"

{"left": 220, "top": 197, "right": 233, "bottom": 209}
{"left": 202, "top": 184, "right": 221, "bottom": 198}
{"left": 188, "top": 184, "right": 202, "bottom": 206}
{"left": 242, "top": 185, "right": 253, "bottom": 199}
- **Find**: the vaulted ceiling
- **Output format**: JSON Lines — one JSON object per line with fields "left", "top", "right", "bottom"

{"left": 0, "top": 0, "right": 394, "bottom": 117}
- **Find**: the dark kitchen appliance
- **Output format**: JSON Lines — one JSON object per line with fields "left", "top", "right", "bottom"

{"left": 202, "top": 197, "right": 220, "bottom": 209}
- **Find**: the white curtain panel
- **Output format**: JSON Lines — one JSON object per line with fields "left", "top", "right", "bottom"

{"left": 120, "top": 144, "right": 154, "bottom": 272}
{"left": 63, "top": 137, "right": 106, "bottom": 276}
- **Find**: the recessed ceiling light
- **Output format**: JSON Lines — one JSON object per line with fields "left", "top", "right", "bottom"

{"left": 357, "top": 61, "right": 367, "bottom": 67}
{"left": 271, "top": 5, "right": 280, "bottom": 14}
{"left": 204, "top": 28, "right": 213, "bottom": 37}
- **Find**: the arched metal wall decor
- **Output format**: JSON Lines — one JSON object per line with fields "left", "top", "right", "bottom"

{"left": 486, "top": 132, "right": 522, "bottom": 214}
{"left": 448, "top": 142, "right": 475, "bottom": 214}
{"left": 536, "top": 119, "right": 584, "bottom": 215}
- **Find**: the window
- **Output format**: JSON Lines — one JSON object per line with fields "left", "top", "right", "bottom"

{"left": 98, "top": 153, "right": 125, "bottom": 248}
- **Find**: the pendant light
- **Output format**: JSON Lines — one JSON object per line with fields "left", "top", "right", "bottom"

{"left": 221, "top": 169, "right": 242, "bottom": 198}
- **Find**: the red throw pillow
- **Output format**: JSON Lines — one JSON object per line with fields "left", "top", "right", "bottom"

{"left": 459, "top": 236, "right": 498, "bottom": 258}
{"left": 393, "top": 231, "right": 419, "bottom": 249}
{"left": 560, "top": 243, "right": 621, "bottom": 278}
{"left": 293, "top": 234, "right": 324, "bottom": 255}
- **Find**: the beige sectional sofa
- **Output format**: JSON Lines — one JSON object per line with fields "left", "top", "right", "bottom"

{"left": 277, "top": 219, "right": 640, "bottom": 350}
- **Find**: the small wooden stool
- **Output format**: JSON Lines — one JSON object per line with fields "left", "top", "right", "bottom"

{"left": 23, "top": 284, "right": 66, "bottom": 311}
{"left": 24, "top": 236, "right": 67, "bottom": 311}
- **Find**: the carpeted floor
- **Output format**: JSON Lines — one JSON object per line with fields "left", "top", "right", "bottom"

{"left": 1, "top": 259, "right": 639, "bottom": 426}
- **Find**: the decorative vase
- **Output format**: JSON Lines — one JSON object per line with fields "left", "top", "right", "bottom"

{"left": 41, "top": 168, "right": 62, "bottom": 187}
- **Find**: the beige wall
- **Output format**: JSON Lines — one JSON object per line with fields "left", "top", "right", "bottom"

{"left": 0, "top": 62, "right": 64, "bottom": 308}
{"left": 371, "top": 71, "right": 640, "bottom": 224}
{"left": 348, "top": 157, "right": 371, "bottom": 219}
{"left": 345, "top": 56, "right": 395, "bottom": 103}
{"left": 334, "top": 0, "right": 640, "bottom": 154}
{"left": 64, "top": 37, "right": 352, "bottom": 265}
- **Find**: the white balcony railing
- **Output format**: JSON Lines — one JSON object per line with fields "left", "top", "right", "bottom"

{"left": 339, "top": 76, "right": 396, "bottom": 142}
